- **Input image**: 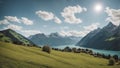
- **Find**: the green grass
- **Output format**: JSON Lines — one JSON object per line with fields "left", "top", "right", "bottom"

{"left": 106, "top": 37, "right": 116, "bottom": 41}
{"left": 0, "top": 42, "right": 120, "bottom": 68}
{"left": 9, "top": 30, "right": 31, "bottom": 44}
{"left": 0, "top": 33, "right": 12, "bottom": 42}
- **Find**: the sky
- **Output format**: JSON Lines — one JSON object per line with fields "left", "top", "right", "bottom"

{"left": 0, "top": 0, "right": 120, "bottom": 37}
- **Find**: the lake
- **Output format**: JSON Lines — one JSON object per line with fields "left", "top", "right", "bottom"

{"left": 52, "top": 45, "right": 120, "bottom": 58}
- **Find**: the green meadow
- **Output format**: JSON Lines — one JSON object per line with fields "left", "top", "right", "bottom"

{"left": 0, "top": 42, "right": 120, "bottom": 68}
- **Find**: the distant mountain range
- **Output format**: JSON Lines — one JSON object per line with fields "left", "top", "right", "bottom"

{"left": 0, "top": 29, "right": 36, "bottom": 46}
{"left": 1, "top": 22, "right": 120, "bottom": 51}
{"left": 28, "top": 32, "right": 81, "bottom": 46}
{"left": 76, "top": 22, "right": 120, "bottom": 51}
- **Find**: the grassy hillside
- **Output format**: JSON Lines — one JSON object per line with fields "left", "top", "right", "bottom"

{"left": 0, "top": 29, "right": 36, "bottom": 46}
{"left": 0, "top": 42, "right": 120, "bottom": 68}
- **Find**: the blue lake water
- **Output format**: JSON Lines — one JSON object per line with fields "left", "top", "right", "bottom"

{"left": 52, "top": 45, "right": 120, "bottom": 58}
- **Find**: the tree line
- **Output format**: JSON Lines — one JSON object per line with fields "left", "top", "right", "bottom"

{"left": 41, "top": 45, "right": 120, "bottom": 66}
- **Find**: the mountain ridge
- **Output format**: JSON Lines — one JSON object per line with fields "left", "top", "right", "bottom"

{"left": 29, "top": 32, "right": 81, "bottom": 46}
{"left": 0, "top": 29, "right": 36, "bottom": 46}
{"left": 76, "top": 22, "right": 120, "bottom": 51}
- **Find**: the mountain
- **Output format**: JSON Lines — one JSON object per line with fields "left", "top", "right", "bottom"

{"left": 29, "top": 32, "right": 81, "bottom": 46}
{"left": 0, "top": 29, "right": 36, "bottom": 46}
{"left": 105, "top": 24, "right": 120, "bottom": 50}
{"left": 76, "top": 28, "right": 101, "bottom": 47}
{"left": 76, "top": 22, "right": 120, "bottom": 51}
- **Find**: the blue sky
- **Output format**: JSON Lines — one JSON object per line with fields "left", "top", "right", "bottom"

{"left": 0, "top": 0, "right": 120, "bottom": 37}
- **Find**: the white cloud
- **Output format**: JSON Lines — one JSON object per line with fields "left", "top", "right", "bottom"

{"left": 59, "top": 23, "right": 100, "bottom": 37}
{"left": 36, "top": 10, "right": 54, "bottom": 21}
{"left": 0, "top": 16, "right": 34, "bottom": 25}
{"left": 36, "top": 10, "right": 62, "bottom": 24}
{"left": 83, "top": 7, "right": 87, "bottom": 11}
{"left": 21, "top": 30, "right": 41, "bottom": 37}
{"left": 54, "top": 16, "right": 62, "bottom": 24}
{"left": 61, "top": 5, "right": 87, "bottom": 24}
{"left": 83, "top": 23, "right": 100, "bottom": 32}
{"left": 105, "top": 7, "right": 120, "bottom": 26}
{"left": 4, "top": 24, "right": 41, "bottom": 37}
{"left": 20, "top": 17, "right": 33, "bottom": 25}
{"left": 5, "top": 24, "right": 22, "bottom": 30}
{"left": 0, "top": 19, "right": 9, "bottom": 25}
{"left": 59, "top": 30, "right": 87, "bottom": 37}
{"left": 5, "top": 16, "right": 20, "bottom": 23}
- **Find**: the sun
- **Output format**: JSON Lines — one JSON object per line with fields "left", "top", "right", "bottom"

{"left": 94, "top": 3, "right": 103, "bottom": 12}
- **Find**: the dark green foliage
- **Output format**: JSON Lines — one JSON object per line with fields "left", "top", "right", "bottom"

{"left": 96, "top": 53, "right": 102, "bottom": 57}
{"left": 85, "top": 49, "right": 89, "bottom": 52}
{"left": 76, "top": 48, "right": 81, "bottom": 53}
{"left": 101, "top": 54, "right": 111, "bottom": 59}
{"left": 72, "top": 48, "right": 77, "bottom": 53}
{"left": 108, "top": 58, "right": 115, "bottom": 66}
{"left": 88, "top": 50, "right": 93, "bottom": 55}
{"left": 113, "top": 55, "right": 119, "bottom": 62}
{"left": 42, "top": 45, "right": 51, "bottom": 53}
{"left": 107, "top": 54, "right": 111, "bottom": 59}
{"left": 52, "top": 48, "right": 58, "bottom": 50}
{"left": 102, "top": 54, "right": 106, "bottom": 58}
{"left": 64, "top": 46, "right": 72, "bottom": 52}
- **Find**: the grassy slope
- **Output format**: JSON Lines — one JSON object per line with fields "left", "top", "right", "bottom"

{"left": 0, "top": 42, "right": 120, "bottom": 68}
{"left": 0, "top": 33, "right": 12, "bottom": 42}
